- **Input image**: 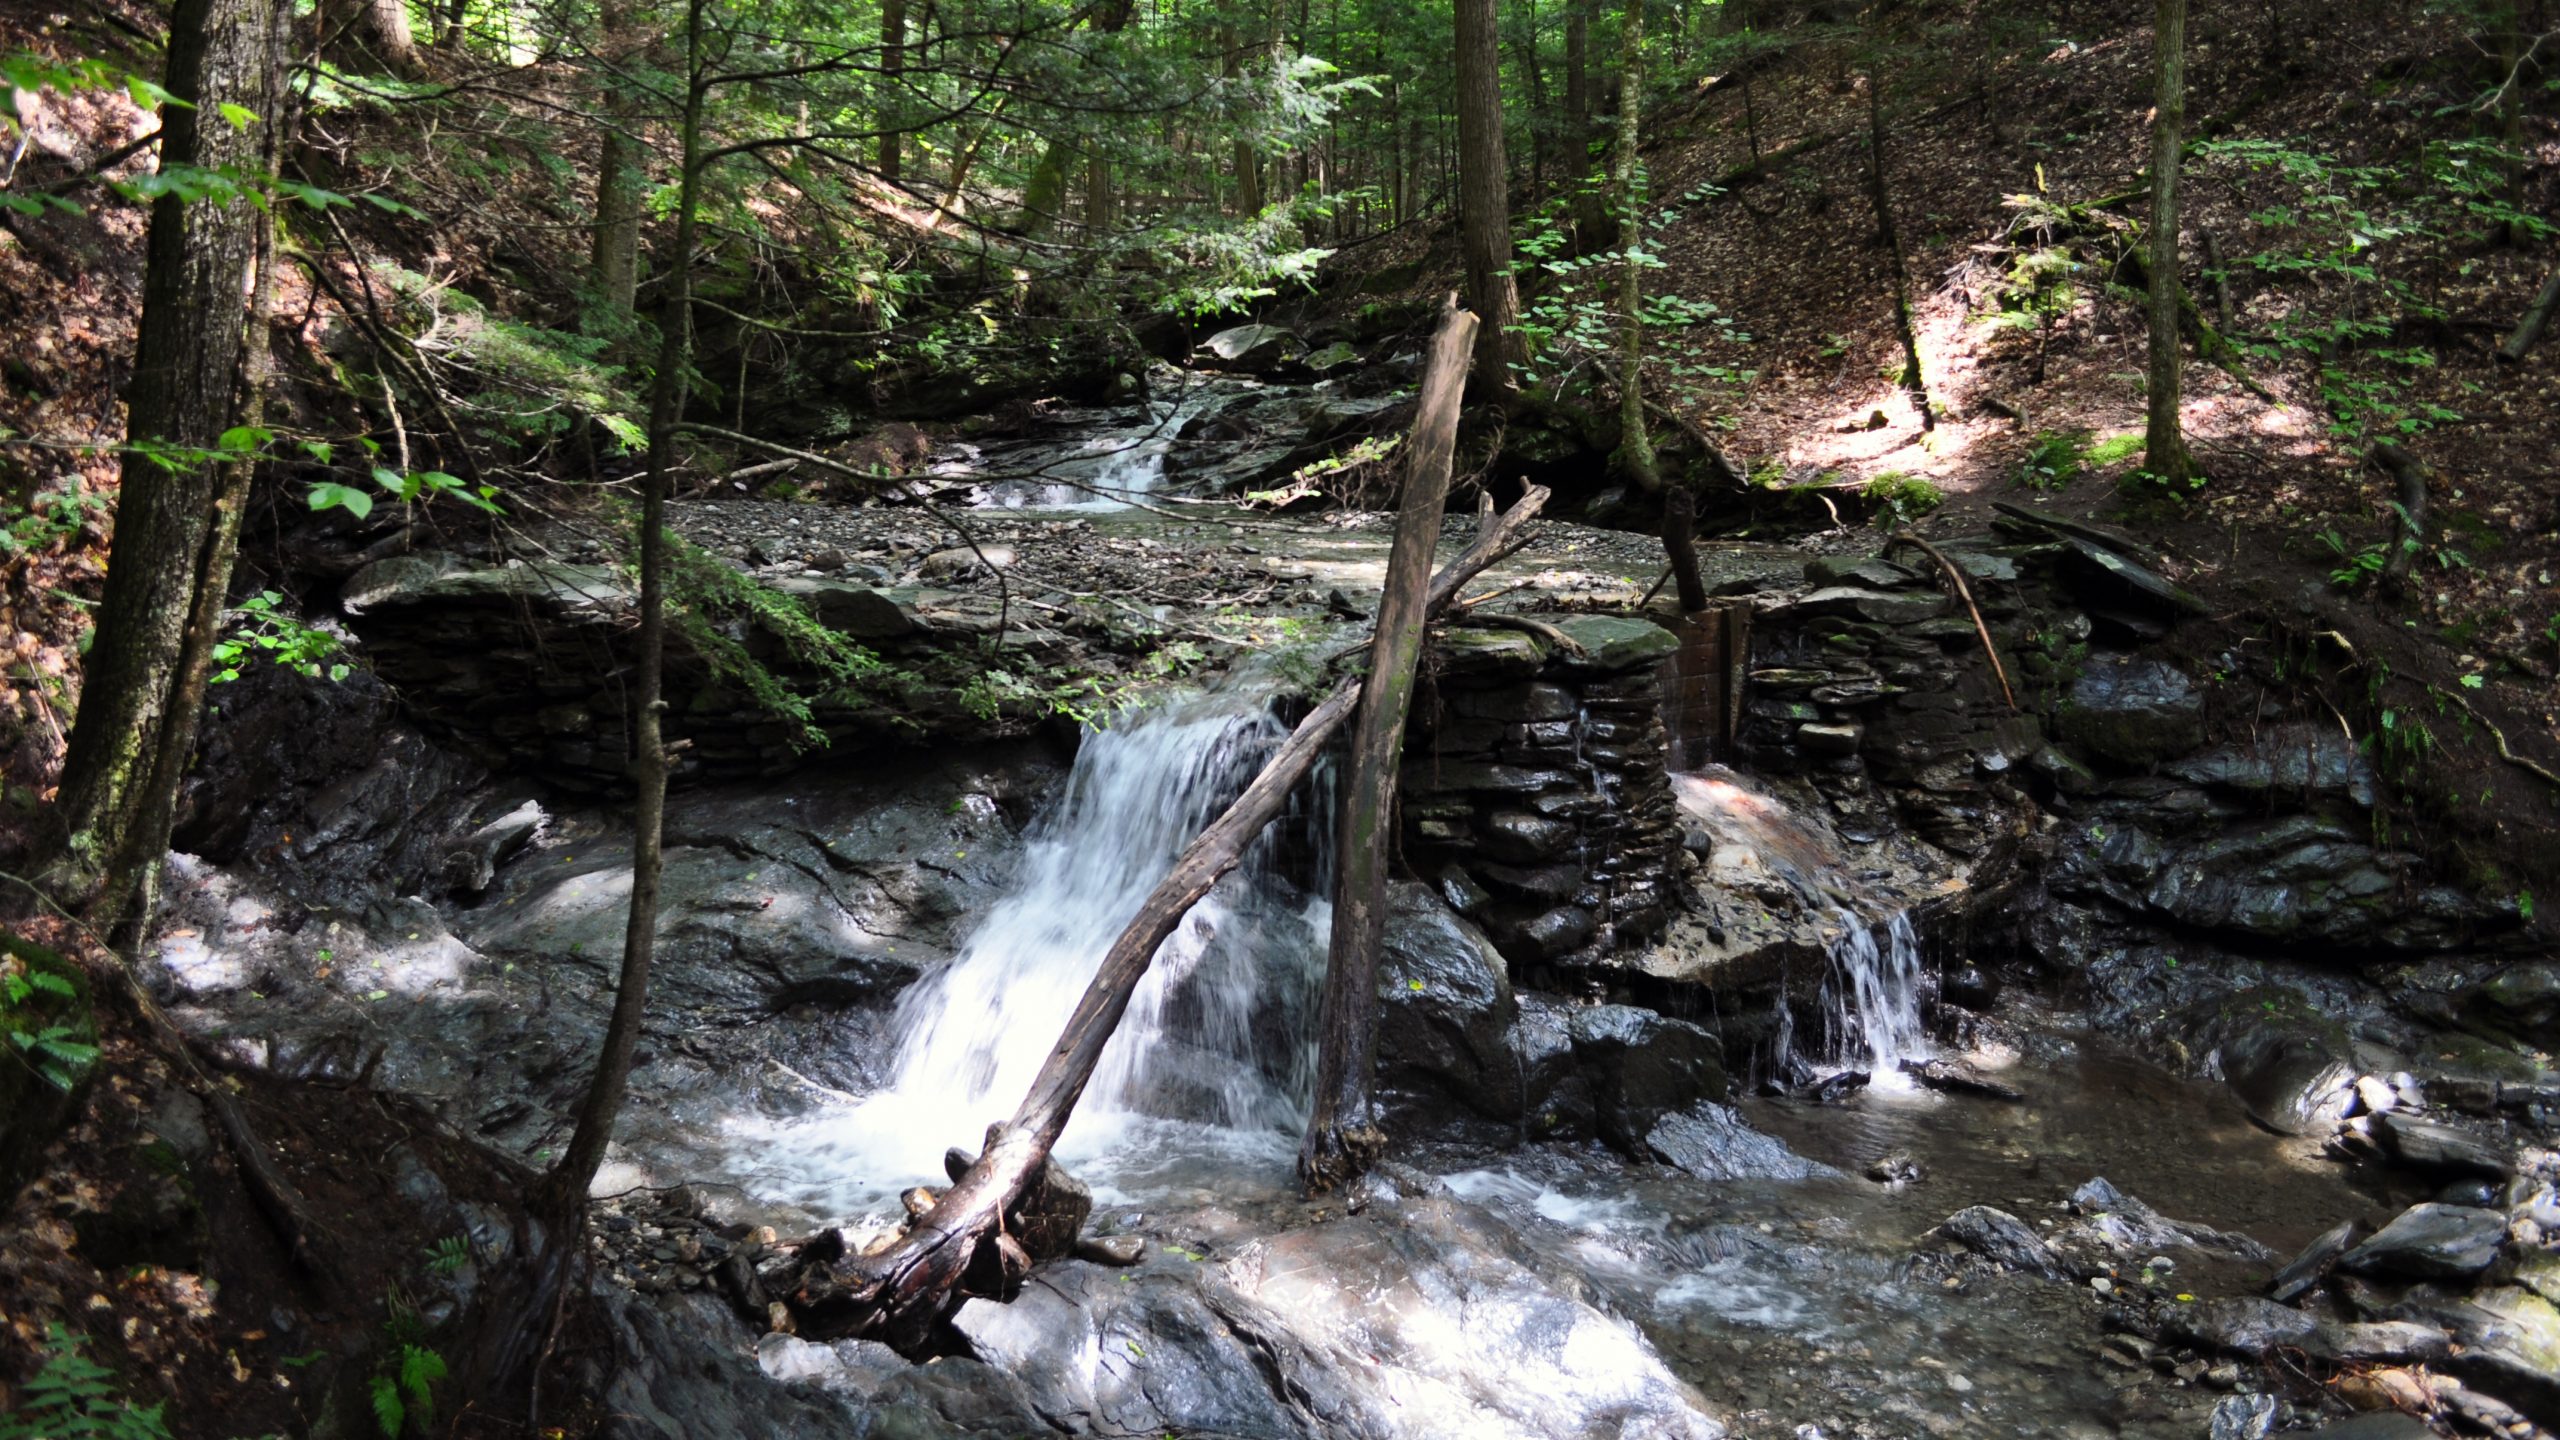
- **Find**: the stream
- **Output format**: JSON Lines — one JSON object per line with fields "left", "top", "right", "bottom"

{"left": 702, "top": 651, "right": 2387, "bottom": 1439}
{"left": 149, "top": 370, "right": 2520, "bottom": 1440}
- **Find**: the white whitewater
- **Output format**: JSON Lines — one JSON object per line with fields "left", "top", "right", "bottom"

{"left": 1813, "top": 908, "right": 1928, "bottom": 1086}
{"left": 736, "top": 691, "right": 1331, "bottom": 1216}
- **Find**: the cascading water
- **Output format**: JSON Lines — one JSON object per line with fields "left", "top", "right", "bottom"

{"left": 969, "top": 380, "right": 1247, "bottom": 510}
{"left": 734, "top": 690, "right": 1332, "bottom": 1216}
{"left": 1671, "top": 768, "right": 1932, "bottom": 1087}
{"left": 1809, "top": 908, "right": 1928, "bottom": 1085}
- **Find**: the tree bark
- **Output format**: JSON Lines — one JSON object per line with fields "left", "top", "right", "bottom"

{"left": 801, "top": 482, "right": 1553, "bottom": 1346}
{"left": 1455, "top": 0, "right": 1524, "bottom": 395}
{"left": 2143, "top": 0, "right": 2192, "bottom": 485}
{"left": 878, "top": 0, "right": 907, "bottom": 183}
{"left": 323, "top": 0, "right": 423, "bottom": 75}
{"left": 92, "top": 108, "right": 288, "bottom": 948}
{"left": 1299, "top": 296, "right": 1476, "bottom": 1195}
{"left": 46, "top": 0, "right": 284, "bottom": 911}
{"left": 589, "top": 0, "right": 644, "bottom": 323}
{"left": 540, "top": 0, "right": 704, "bottom": 1221}
{"left": 1864, "top": 70, "right": 1933, "bottom": 432}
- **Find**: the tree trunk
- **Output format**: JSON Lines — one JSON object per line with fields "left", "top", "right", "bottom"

{"left": 1299, "top": 296, "right": 1476, "bottom": 1195}
{"left": 46, "top": 0, "right": 284, "bottom": 912}
{"left": 2143, "top": 0, "right": 2191, "bottom": 485}
{"left": 539, "top": 0, "right": 704, "bottom": 1221}
{"left": 1455, "top": 0, "right": 1524, "bottom": 395}
{"left": 92, "top": 102, "right": 288, "bottom": 950}
{"left": 324, "top": 0, "right": 423, "bottom": 75}
{"left": 1864, "top": 70, "right": 1933, "bottom": 431}
{"left": 801, "top": 482, "right": 1554, "bottom": 1345}
{"left": 1020, "top": 141, "right": 1073, "bottom": 235}
{"left": 1614, "top": 2, "right": 1657, "bottom": 496}
{"left": 1564, "top": 0, "right": 1591, "bottom": 169}
{"left": 879, "top": 0, "right": 907, "bottom": 183}
{"left": 589, "top": 0, "right": 644, "bottom": 323}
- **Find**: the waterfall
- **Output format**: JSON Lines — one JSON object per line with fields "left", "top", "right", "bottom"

{"left": 882, "top": 694, "right": 1329, "bottom": 1128}
{"left": 736, "top": 690, "right": 1331, "bottom": 1214}
{"left": 980, "top": 381, "right": 1244, "bottom": 510}
{"left": 1818, "top": 909, "right": 1929, "bottom": 1084}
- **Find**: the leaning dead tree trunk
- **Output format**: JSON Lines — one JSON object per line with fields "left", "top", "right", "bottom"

{"left": 1298, "top": 295, "right": 1476, "bottom": 1194}
{"left": 798, "top": 489, "right": 1552, "bottom": 1348}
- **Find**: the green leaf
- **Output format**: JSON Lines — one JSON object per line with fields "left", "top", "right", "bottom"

{"left": 217, "top": 101, "right": 258, "bottom": 131}
{"left": 124, "top": 75, "right": 192, "bottom": 111}
{"left": 308, "top": 483, "right": 373, "bottom": 519}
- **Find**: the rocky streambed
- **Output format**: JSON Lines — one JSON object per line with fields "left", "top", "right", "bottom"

{"left": 108, "top": 361, "right": 2558, "bottom": 1439}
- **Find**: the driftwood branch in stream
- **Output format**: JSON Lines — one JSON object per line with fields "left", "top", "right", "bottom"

{"left": 1299, "top": 294, "right": 1475, "bottom": 1194}
{"left": 788, "top": 487, "right": 1552, "bottom": 1350}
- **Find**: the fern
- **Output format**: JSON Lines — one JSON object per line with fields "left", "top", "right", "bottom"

{"left": 0, "top": 1325, "right": 171, "bottom": 1440}
{"left": 368, "top": 1374, "right": 405, "bottom": 1437}
{"left": 398, "top": 1345, "right": 446, "bottom": 1429}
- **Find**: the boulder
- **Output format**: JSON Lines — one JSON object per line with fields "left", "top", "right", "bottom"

{"left": 2374, "top": 1114, "right": 2514, "bottom": 1180}
{"left": 2340, "top": 1203, "right": 2508, "bottom": 1280}
{"left": 1568, "top": 1005, "right": 1727, "bottom": 1151}
{"left": 1376, "top": 884, "right": 1520, "bottom": 1117}
{"left": 1926, "top": 1206, "right": 2070, "bottom": 1280}
{"left": 2267, "top": 1219, "right": 2358, "bottom": 1303}
{"left": 2163, "top": 1297, "right": 2321, "bottom": 1357}
{"left": 1197, "top": 323, "right": 1303, "bottom": 372}
{"left": 1511, "top": 998, "right": 1725, "bottom": 1149}
{"left": 1644, "top": 1104, "right": 1832, "bottom": 1182}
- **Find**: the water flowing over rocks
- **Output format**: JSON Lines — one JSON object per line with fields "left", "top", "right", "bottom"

{"left": 132, "top": 374, "right": 2560, "bottom": 1440}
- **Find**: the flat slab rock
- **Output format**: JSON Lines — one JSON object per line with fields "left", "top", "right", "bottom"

{"left": 2340, "top": 1202, "right": 2510, "bottom": 1280}
{"left": 1643, "top": 1102, "right": 1835, "bottom": 1183}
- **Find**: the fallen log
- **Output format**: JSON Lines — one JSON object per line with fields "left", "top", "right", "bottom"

{"left": 2369, "top": 441, "right": 2432, "bottom": 596}
{"left": 793, "top": 482, "right": 1553, "bottom": 1348}
{"left": 1300, "top": 294, "right": 1474, "bottom": 1193}
{"left": 2498, "top": 268, "right": 2560, "bottom": 363}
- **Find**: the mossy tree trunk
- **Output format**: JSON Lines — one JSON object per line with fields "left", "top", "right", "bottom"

{"left": 878, "top": 0, "right": 907, "bottom": 183}
{"left": 588, "top": 0, "right": 646, "bottom": 325}
{"left": 47, "top": 0, "right": 287, "bottom": 920}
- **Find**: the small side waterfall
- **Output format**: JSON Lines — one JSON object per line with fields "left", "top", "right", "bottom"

{"left": 1671, "top": 768, "right": 1932, "bottom": 1087}
{"left": 1811, "top": 909, "right": 1929, "bottom": 1084}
